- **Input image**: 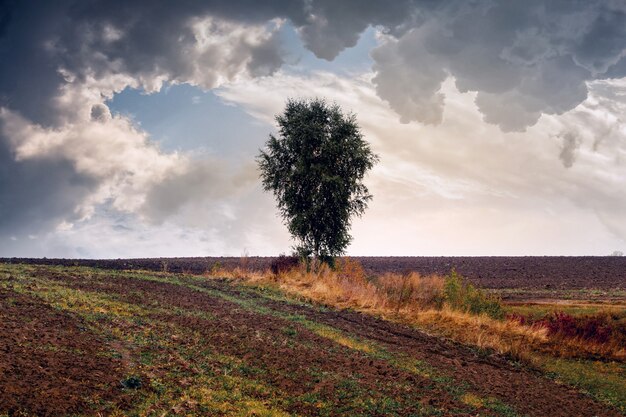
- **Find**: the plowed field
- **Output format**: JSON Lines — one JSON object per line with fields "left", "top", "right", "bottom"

{"left": 5, "top": 256, "right": 625, "bottom": 289}
{"left": 0, "top": 263, "right": 622, "bottom": 416}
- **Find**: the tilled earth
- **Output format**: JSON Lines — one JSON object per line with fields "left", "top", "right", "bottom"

{"left": 0, "top": 263, "right": 623, "bottom": 416}
{"left": 5, "top": 256, "right": 625, "bottom": 290}
{"left": 0, "top": 288, "right": 129, "bottom": 415}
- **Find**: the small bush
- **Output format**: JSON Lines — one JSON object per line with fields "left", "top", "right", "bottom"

{"left": 443, "top": 270, "right": 504, "bottom": 319}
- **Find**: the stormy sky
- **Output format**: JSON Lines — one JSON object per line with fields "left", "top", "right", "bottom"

{"left": 1, "top": 0, "right": 625, "bottom": 257}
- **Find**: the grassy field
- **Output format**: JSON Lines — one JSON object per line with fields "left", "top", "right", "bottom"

{"left": 0, "top": 263, "right": 624, "bottom": 416}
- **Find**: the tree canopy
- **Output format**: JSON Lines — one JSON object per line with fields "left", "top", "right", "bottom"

{"left": 257, "top": 98, "right": 378, "bottom": 265}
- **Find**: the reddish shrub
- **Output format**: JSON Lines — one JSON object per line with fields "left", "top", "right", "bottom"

{"left": 536, "top": 311, "right": 626, "bottom": 346}
{"left": 539, "top": 312, "right": 578, "bottom": 337}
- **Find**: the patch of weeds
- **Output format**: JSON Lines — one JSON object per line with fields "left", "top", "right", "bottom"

{"left": 307, "top": 366, "right": 331, "bottom": 385}
{"left": 139, "top": 350, "right": 156, "bottom": 366}
{"left": 460, "top": 393, "right": 484, "bottom": 408}
{"left": 236, "top": 363, "right": 264, "bottom": 378}
{"left": 2, "top": 296, "right": 17, "bottom": 306}
{"left": 132, "top": 316, "right": 147, "bottom": 326}
{"left": 305, "top": 323, "right": 375, "bottom": 354}
{"left": 482, "top": 398, "right": 520, "bottom": 417}
{"left": 294, "top": 391, "right": 329, "bottom": 411}
{"left": 149, "top": 378, "right": 167, "bottom": 396}
{"left": 170, "top": 307, "right": 215, "bottom": 321}
{"left": 541, "top": 357, "right": 626, "bottom": 413}
{"left": 109, "top": 350, "right": 123, "bottom": 360}
{"left": 121, "top": 375, "right": 143, "bottom": 390}
{"left": 281, "top": 326, "right": 297, "bottom": 337}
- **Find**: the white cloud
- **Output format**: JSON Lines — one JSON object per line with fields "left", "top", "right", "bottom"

{"left": 217, "top": 70, "right": 626, "bottom": 254}
{"left": 1, "top": 107, "right": 181, "bottom": 218}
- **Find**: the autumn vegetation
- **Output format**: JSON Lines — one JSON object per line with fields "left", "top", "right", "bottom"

{"left": 205, "top": 257, "right": 625, "bottom": 362}
{"left": 196, "top": 256, "right": 626, "bottom": 411}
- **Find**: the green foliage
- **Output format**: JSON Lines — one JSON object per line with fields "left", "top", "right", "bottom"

{"left": 444, "top": 270, "right": 504, "bottom": 319}
{"left": 257, "top": 98, "right": 378, "bottom": 265}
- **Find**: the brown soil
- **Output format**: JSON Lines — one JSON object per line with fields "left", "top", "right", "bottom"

{"left": 0, "top": 286, "right": 129, "bottom": 416}
{"left": 5, "top": 256, "right": 625, "bottom": 291}
{"left": 42, "top": 270, "right": 467, "bottom": 415}
{"left": 33, "top": 268, "right": 623, "bottom": 416}
{"left": 200, "top": 281, "right": 625, "bottom": 417}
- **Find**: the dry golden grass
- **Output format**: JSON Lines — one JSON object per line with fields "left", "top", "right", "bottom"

{"left": 209, "top": 260, "right": 625, "bottom": 362}
{"left": 205, "top": 259, "right": 548, "bottom": 360}
{"left": 537, "top": 333, "right": 626, "bottom": 361}
{"left": 408, "top": 307, "right": 547, "bottom": 359}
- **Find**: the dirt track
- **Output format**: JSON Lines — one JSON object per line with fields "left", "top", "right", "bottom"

{"left": 0, "top": 264, "right": 622, "bottom": 416}
{"left": 4, "top": 256, "right": 625, "bottom": 290}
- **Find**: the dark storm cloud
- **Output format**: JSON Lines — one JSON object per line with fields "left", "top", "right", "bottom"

{"left": 372, "top": 0, "right": 626, "bottom": 131}
{"left": 0, "top": 132, "right": 97, "bottom": 236}
{"left": 0, "top": 0, "right": 296, "bottom": 125}
{"left": 1, "top": 0, "right": 625, "bottom": 248}
{"left": 2, "top": 0, "right": 625, "bottom": 127}
{"left": 295, "top": 0, "right": 418, "bottom": 60}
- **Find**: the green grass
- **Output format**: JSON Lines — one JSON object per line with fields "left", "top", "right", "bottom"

{"left": 541, "top": 358, "right": 626, "bottom": 413}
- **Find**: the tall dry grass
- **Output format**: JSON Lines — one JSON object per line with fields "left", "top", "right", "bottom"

{"left": 206, "top": 258, "right": 547, "bottom": 360}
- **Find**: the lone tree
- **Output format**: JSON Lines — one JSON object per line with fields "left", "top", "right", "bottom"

{"left": 257, "top": 98, "right": 378, "bottom": 266}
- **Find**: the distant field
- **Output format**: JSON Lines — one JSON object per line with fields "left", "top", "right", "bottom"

{"left": 5, "top": 256, "right": 625, "bottom": 300}
{"left": 1, "top": 263, "right": 623, "bottom": 417}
